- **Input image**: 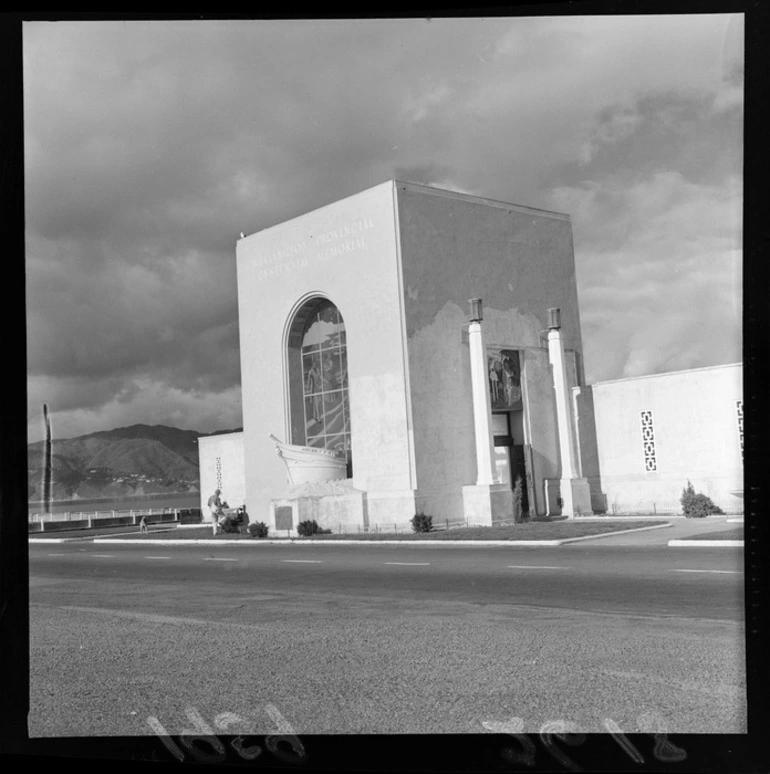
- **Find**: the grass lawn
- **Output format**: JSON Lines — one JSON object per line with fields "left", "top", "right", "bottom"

{"left": 684, "top": 527, "right": 744, "bottom": 541}
{"left": 99, "top": 521, "right": 671, "bottom": 541}
{"left": 95, "top": 526, "right": 255, "bottom": 540}
{"left": 295, "top": 521, "right": 669, "bottom": 541}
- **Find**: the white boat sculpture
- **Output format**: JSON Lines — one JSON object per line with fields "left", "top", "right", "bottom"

{"left": 269, "top": 434, "right": 347, "bottom": 485}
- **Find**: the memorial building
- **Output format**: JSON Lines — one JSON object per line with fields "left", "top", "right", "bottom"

{"left": 198, "top": 180, "right": 743, "bottom": 532}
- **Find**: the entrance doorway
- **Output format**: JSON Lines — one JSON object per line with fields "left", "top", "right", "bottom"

{"left": 492, "top": 411, "right": 530, "bottom": 514}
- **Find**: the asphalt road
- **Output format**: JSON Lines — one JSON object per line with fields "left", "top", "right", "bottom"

{"left": 29, "top": 541, "right": 745, "bottom": 736}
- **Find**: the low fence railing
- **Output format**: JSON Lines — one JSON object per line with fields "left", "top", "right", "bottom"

{"left": 30, "top": 508, "right": 169, "bottom": 522}
{"left": 28, "top": 507, "right": 203, "bottom": 533}
{"left": 277, "top": 518, "right": 523, "bottom": 537}
{"left": 604, "top": 498, "right": 743, "bottom": 517}
{"left": 29, "top": 507, "right": 203, "bottom": 521}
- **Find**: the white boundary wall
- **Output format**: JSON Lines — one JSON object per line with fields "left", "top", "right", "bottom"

{"left": 586, "top": 363, "right": 743, "bottom": 512}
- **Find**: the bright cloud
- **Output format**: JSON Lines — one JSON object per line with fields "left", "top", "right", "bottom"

{"left": 549, "top": 171, "right": 741, "bottom": 382}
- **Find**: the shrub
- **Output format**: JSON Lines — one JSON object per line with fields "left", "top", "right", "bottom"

{"left": 681, "top": 481, "right": 724, "bottom": 518}
{"left": 297, "top": 520, "right": 316, "bottom": 536}
{"left": 296, "top": 520, "right": 332, "bottom": 536}
{"left": 248, "top": 521, "right": 269, "bottom": 538}
{"left": 411, "top": 512, "right": 433, "bottom": 533}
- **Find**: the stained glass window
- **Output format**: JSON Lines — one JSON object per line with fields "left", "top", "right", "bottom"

{"left": 300, "top": 300, "right": 350, "bottom": 466}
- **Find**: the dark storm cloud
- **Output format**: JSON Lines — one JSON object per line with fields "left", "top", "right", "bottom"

{"left": 26, "top": 235, "right": 237, "bottom": 381}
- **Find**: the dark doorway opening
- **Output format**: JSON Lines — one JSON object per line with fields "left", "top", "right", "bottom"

{"left": 492, "top": 411, "right": 530, "bottom": 515}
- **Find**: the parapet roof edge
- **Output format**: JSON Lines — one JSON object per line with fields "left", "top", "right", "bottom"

{"left": 238, "top": 179, "right": 569, "bottom": 242}
{"left": 238, "top": 180, "right": 395, "bottom": 242}
{"left": 393, "top": 179, "right": 571, "bottom": 221}
{"left": 590, "top": 362, "right": 743, "bottom": 387}
{"left": 198, "top": 430, "right": 244, "bottom": 441}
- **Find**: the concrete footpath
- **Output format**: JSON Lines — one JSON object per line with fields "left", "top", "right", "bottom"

{"left": 572, "top": 516, "right": 743, "bottom": 548}
{"left": 664, "top": 517, "right": 743, "bottom": 547}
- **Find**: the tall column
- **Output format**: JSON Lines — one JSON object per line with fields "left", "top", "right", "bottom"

{"left": 468, "top": 299, "right": 496, "bottom": 486}
{"left": 546, "top": 308, "right": 592, "bottom": 517}
{"left": 547, "top": 308, "right": 579, "bottom": 480}
{"left": 462, "top": 299, "right": 513, "bottom": 526}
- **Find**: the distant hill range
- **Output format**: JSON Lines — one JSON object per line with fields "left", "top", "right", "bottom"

{"left": 28, "top": 424, "right": 242, "bottom": 502}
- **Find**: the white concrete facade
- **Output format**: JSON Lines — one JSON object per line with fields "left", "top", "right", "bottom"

{"left": 236, "top": 182, "right": 416, "bottom": 530}
{"left": 579, "top": 363, "right": 743, "bottom": 513}
{"left": 227, "top": 180, "right": 583, "bottom": 530}
{"left": 196, "top": 180, "right": 742, "bottom": 529}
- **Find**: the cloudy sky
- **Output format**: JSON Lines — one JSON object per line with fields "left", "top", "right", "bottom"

{"left": 24, "top": 15, "right": 743, "bottom": 443}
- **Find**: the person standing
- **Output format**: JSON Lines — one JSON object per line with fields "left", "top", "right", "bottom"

{"left": 139, "top": 515, "right": 148, "bottom": 535}
{"left": 207, "top": 489, "right": 223, "bottom": 535}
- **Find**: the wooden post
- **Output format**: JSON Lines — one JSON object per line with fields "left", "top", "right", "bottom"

{"left": 42, "top": 404, "right": 53, "bottom": 516}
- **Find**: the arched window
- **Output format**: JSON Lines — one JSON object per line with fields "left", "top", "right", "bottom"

{"left": 287, "top": 297, "right": 351, "bottom": 475}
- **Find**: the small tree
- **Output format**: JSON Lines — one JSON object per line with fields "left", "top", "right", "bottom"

{"left": 297, "top": 520, "right": 332, "bottom": 536}
{"left": 411, "top": 512, "right": 433, "bottom": 533}
{"left": 681, "top": 481, "right": 724, "bottom": 518}
{"left": 248, "top": 521, "right": 269, "bottom": 538}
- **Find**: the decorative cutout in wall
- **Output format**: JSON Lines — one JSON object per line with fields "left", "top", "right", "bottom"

{"left": 216, "top": 456, "right": 222, "bottom": 491}
{"left": 736, "top": 400, "right": 743, "bottom": 461}
{"left": 640, "top": 410, "right": 657, "bottom": 472}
